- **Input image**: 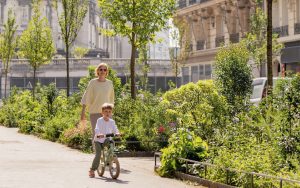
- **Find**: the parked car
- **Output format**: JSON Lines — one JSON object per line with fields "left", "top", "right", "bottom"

{"left": 250, "top": 77, "right": 289, "bottom": 105}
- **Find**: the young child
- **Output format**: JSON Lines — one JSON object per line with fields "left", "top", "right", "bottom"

{"left": 89, "top": 103, "right": 120, "bottom": 178}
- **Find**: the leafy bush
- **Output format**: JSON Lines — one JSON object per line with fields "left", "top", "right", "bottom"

{"left": 114, "top": 90, "right": 168, "bottom": 151}
{"left": 215, "top": 41, "right": 252, "bottom": 114}
{"left": 158, "top": 128, "right": 208, "bottom": 177}
{"left": 60, "top": 121, "right": 92, "bottom": 152}
{"left": 161, "top": 80, "right": 228, "bottom": 144}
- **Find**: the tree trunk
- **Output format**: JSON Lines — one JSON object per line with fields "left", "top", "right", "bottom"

{"left": 4, "top": 70, "right": 7, "bottom": 98}
{"left": 4, "top": 60, "right": 9, "bottom": 98}
{"left": 267, "top": 0, "right": 273, "bottom": 94}
{"left": 66, "top": 45, "right": 70, "bottom": 97}
{"left": 130, "top": 44, "right": 136, "bottom": 99}
{"left": 130, "top": 37, "right": 136, "bottom": 99}
{"left": 33, "top": 67, "right": 36, "bottom": 100}
{"left": 175, "top": 61, "right": 178, "bottom": 88}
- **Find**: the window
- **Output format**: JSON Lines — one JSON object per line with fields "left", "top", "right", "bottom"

{"left": 205, "top": 64, "right": 212, "bottom": 78}
{"left": 21, "top": 6, "right": 29, "bottom": 26}
{"left": 182, "top": 67, "right": 190, "bottom": 84}
{"left": 199, "top": 65, "right": 204, "bottom": 79}
{"left": 46, "top": 4, "right": 52, "bottom": 26}
{"left": 191, "top": 66, "right": 198, "bottom": 82}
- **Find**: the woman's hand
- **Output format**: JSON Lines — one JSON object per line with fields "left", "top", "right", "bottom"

{"left": 81, "top": 105, "right": 86, "bottom": 121}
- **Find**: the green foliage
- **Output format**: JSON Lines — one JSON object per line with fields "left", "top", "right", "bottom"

{"left": 53, "top": 0, "right": 88, "bottom": 96}
{"left": 245, "top": 7, "right": 283, "bottom": 70}
{"left": 161, "top": 80, "right": 228, "bottom": 143}
{"left": 0, "top": 9, "right": 18, "bottom": 98}
{"left": 114, "top": 90, "right": 167, "bottom": 151}
{"left": 40, "top": 83, "right": 59, "bottom": 116}
{"left": 158, "top": 128, "right": 208, "bottom": 177}
{"left": 18, "top": 0, "right": 55, "bottom": 99}
{"left": 272, "top": 74, "right": 300, "bottom": 162}
{"left": 60, "top": 122, "right": 92, "bottom": 152}
{"left": 98, "top": 0, "right": 176, "bottom": 99}
{"left": 215, "top": 42, "right": 252, "bottom": 113}
{"left": 72, "top": 46, "right": 89, "bottom": 58}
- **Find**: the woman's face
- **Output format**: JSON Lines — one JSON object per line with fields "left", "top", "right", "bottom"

{"left": 97, "top": 66, "right": 108, "bottom": 77}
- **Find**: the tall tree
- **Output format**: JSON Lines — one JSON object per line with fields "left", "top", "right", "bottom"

{"left": 0, "top": 9, "right": 18, "bottom": 98}
{"left": 53, "top": 0, "right": 88, "bottom": 97}
{"left": 246, "top": 6, "right": 283, "bottom": 77}
{"left": 19, "top": 0, "right": 56, "bottom": 99}
{"left": 98, "top": 0, "right": 176, "bottom": 99}
{"left": 267, "top": 0, "right": 273, "bottom": 93}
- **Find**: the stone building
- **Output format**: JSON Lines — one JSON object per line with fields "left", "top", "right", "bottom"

{"left": 175, "top": 0, "right": 300, "bottom": 84}
{"left": 0, "top": 0, "right": 125, "bottom": 58}
{"left": 276, "top": 0, "right": 300, "bottom": 74}
{"left": 0, "top": 0, "right": 174, "bottom": 98}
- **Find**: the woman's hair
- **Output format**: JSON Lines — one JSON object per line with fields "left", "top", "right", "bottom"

{"left": 95, "top": 63, "right": 109, "bottom": 76}
{"left": 101, "top": 103, "right": 114, "bottom": 111}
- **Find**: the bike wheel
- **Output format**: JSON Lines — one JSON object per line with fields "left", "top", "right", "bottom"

{"left": 97, "top": 151, "right": 105, "bottom": 177}
{"left": 109, "top": 156, "right": 120, "bottom": 179}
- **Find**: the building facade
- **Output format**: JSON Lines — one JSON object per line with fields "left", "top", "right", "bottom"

{"left": 276, "top": 0, "right": 300, "bottom": 74}
{"left": 175, "top": 0, "right": 300, "bottom": 85}
{"left": 0, "top": 0, "right": 130, "bottom": 58}
{"left": 0, "top": 0, "right": 175, "bottom": 98}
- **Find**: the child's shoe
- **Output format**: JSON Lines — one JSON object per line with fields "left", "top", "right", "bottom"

{"left": 89, "top": 169, "right": 95, "bottom": 178}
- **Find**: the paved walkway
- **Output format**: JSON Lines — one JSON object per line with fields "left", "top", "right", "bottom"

{"left": 0, "top": 126, "right": 204, "bottom": 188}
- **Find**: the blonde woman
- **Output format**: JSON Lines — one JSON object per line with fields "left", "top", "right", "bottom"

{"left": 81, "top": 63, "right": 115, "bottom": 145}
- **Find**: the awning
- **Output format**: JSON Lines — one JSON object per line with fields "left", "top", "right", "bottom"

{"left": 281, "top": 46, "right": 300, "bottom": 64}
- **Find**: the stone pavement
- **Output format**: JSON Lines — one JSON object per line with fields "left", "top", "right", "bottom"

{"left": 0, "top": 126, "right": 205, "bottom": 188}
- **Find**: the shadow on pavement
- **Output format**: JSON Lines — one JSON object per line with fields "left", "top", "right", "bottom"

{"left": 120, "top": 168, "right": 131, "bottom": 174}
{"left": 96, "top": 176, "right": 129, "bottom": 184}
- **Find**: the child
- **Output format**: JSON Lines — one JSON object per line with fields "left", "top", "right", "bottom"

{"left": 89, "top": 103, "right": 120, "bottom": 178}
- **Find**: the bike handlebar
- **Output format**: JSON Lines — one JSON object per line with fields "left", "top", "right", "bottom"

{"left": 105, "top": 133, "right": 116, "bottom": 137}
{"left": 96, "top": 133, "right": 120, "bottom": 138}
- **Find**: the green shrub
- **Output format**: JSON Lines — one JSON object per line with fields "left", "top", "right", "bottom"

{"left": 158, "top": 128, "right": 208, "bottom": 177}
{"left": 215, "top": 41, "right": 252, "bottom": 113}
{"left": 60, "top": 122, "right": 92, "bottom": 152}
{"left": 161, "top": 80, "right": 228, "bottom": 144}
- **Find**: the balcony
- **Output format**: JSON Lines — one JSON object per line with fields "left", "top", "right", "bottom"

{"left": 295, "top": 23, "right": 300, "bottom": 35}
{"left": 230, "top": 33, "right": 239, "bottom": 43}
{"left": 272, "top": 25, "right": 289, "bottom": 37}
{"left": 196, "top": 40, "right": 205, "bottom": 50}
{"left": 215, "top": 35, "right": 225, "bottom": 47}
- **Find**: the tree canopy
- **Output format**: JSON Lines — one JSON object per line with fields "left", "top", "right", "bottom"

{"left": 19, "top": 0, "right": 55, "bottom": 99}
{"left": 98, "top": 0, "right": 176, "bottom": 99}
{"left": 54, "top": 0, "right": 88, "bottom": 97}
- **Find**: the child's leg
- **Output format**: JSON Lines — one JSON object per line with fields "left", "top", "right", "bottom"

{"left": 90, "top": 142, "right": 102, "bottom": 170}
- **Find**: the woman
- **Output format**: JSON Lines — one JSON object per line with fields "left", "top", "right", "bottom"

{"left": 81, "top": 63, "right": 115, "bottom": 143}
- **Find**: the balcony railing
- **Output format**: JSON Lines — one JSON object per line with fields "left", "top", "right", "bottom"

{"left": 295, "top": 23, "right": 300, "bottom": 35}
{"left": 215, "top": 36, "right": 225, "bottom": 47}
{"left": 196, "top": 40, "right": 205, "bottom": 50}
{"left": 273, "top": 25, "right": 289, "bottom": 37}
{"left": 230, "top": 33, "right": 239, "bottom": 43}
